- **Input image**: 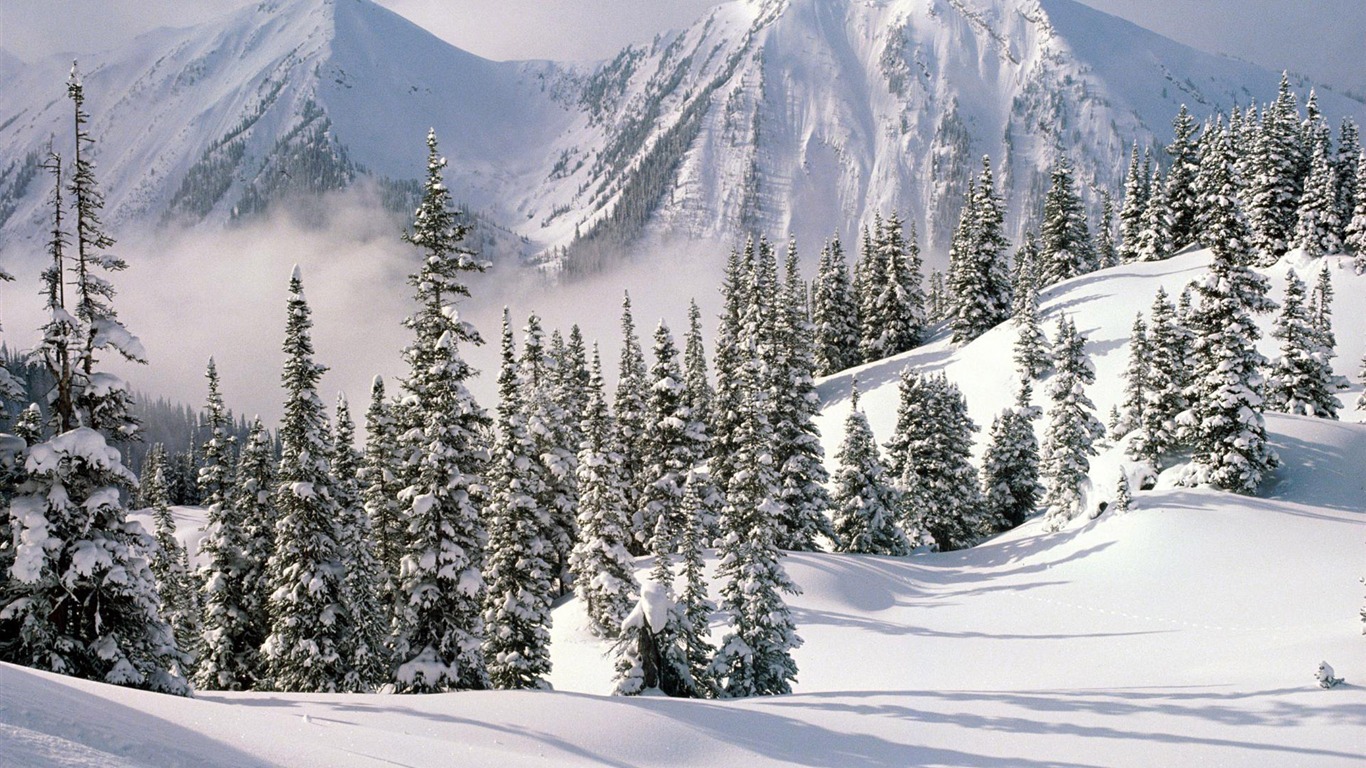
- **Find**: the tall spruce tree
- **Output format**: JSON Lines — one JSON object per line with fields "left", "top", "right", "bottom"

{"left": 1118, "top": 143, "right": 1150, "bottom": 263}
{"left": 1, "top": 66, "right": 186, "bottom": 695}
{"left": 1248, "top": 74, "right": 1304, "bottom": 264}
{"left": 331, "top": 395, "right": 389, "bottom": 692}
{"left": 392, "top": 129, "right": 490, "bottom": 692}
{"left": 359, "top": 377, "right": 404, "bottom": 628}
{"left": 870, "top": 214, "right": 926, "bottom": 355}
{"left": 1334, "top": 120, "right": 1360, "bottom": 240}
{"left": 1293, "top": 130, "right": 1343, "bottom": 257}
{"left": 1132, "top": 289, "right": 1190, "bottom": 468}
{"left": 483, "top": 311, "right": 554, "bottom": 690}
{"left": 261, "top": 268, "right": 348, "bottom": 693}
{"left": 570, "top": 346, "right": 638, "bottom": 639}
{"left": 1166, "top": 105, "right": 1202, "bottom": 249}
{"left": 883, "top": 372, "right": 982, "bottom": 551}
{"left": 1040, "top": 316, "right": 1104, "bottom": 531}
{"left": 1182, "top": 237, "right": 1279, "bottom": 492}
{"left": 143, "top": 444, "right": 201, "bottom": 678}
{"left": 1038, "top": 155, "right": 1095, "bottom": 285}
{"left": 950, "top": 157, "right": 1012, "bottom": 344}
{"left": 830, "top": 384, "right": 908, "bottom": 555}
{"left": 615, "top": 293, "right": 652, "bottom": 554}
{"left": 1114, "top": 313, "right": 1150, "bottom": 440}
{"left": 1266, "top": 270, "right": 1341, "bottom": 418}
{"left": 1195, "top": 118, "right": 1254, "bottom": 265}
{"left": 1349, "top": 153, "right": 1366, "bottom": 269}
{"left": 675, "top": 471, "right": 718, "bottom": 697}
{"left": 1096, "top": 193, "right": 1118, "bottom": 269}
{"left": 519, "top": 315, "right": 577, "bottom": 595}
{"left": 980, "top": 378, "right": 1043, "bottom": 533}
{"left": 639, "top": 322, "right": 692, "bottom": 552}
{"left": 195, "top": 358, "right": 260, "bottom": 691}
{"left": 1135, "top": 166, "right": 1172, "bottom": 262}
{"left": 773, "top": 243, "right": 834, "bottom": 550}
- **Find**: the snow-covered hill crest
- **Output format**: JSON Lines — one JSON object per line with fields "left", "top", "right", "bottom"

{"left": 1, "top": 0, "right": 1362, "bottom": 268}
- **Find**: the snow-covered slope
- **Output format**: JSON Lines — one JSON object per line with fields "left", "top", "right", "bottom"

{"left": 3, "top": 249, "right": 1363, "bottom": 767}
{"left": 2, "top": 0, "right": 1361, "bottom": 269}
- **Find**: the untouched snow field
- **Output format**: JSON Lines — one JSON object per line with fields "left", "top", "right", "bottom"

{"left": 3, "top": 250, "right": 1364, "bottom": 766}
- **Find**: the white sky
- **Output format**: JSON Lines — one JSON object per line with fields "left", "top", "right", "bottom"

{"left": 0, "top": 0, "right": 1362, "bottom": 94}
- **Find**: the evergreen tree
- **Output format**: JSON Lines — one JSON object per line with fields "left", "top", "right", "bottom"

{"left": 675, "top": 471, "right": 718, "bottom": 697}
{"left": 1040, "top": 316, "right": 1104, "bottom": 531}
{"left": 883, "top": 372, "right": 982, "bottom": 551}
{"left": 1113, "top": 473, "right": 1133, "bottom": 514}
{"left": 1349, "top": 153, "right": 1366, "bottom": 269}
{"left": 980, "top": 378, "right": 1043, "bottom": 533}
{"left": 261, "top": 268, "right": 347, "bottom": 693}
{"left": 1334, "top": 120, "right": 1360, "bottom": 239}
{"left": 615, "top": 292, "right": 651, "bottom": 554}
{"left": 1135, "top": 166, "right": 1172, "bottom": 262}
{"left": 359, "top": 377, "right": 404, "bottom": 628}
{"left": 639, "top": 322, "right": 692, "bottom": 551}
{"left": 1293, "top": 130, "right": 1343, "bottom": 257}
{"left": 482, "top": 311, "right": 554, "bottom": 690}
{"left": 1182, "top": 239, "right": 1279, "bottom": 492}
{"left": 1166, "top": 105, "right": 1202, "bottom": 249}
{"left": 926, "top": 270, "right": 947, "bottom": 324}
{"left": 570, "top": 346, "right": 639, "bottom": 640}
{"left": 1195, "top": 119, "right": 1254, "bottom": 266}
{"left": 709, "top": 243, "right": 752, "bottom": 507}
{"left": 520, "top": 315, "right": 577, "bottom": 595}
{"left": 195, "top": 360, "right": 260, "bottom": 691}
{"left": 870, "top": 214, "right": 926, "bottom": 354}
{"left": 711, "top": 328, "right": 801, "bottom": 697}
{"left": 1011, "top": 269, "right": 1050, "bottom": 381}
{"left": 1096, "top": 193, "right": 1118, "bottom": 269}
{"left": 1038, "top": 155, "right": 1095, "bottom": 285}
{"left": 1011, "top": 232, "right": 1040, "bottom": 318}
{"left": 1, "top": 66, "right": 186, "bottom": 695}
{"left": 1129, "top": 288, "right": 1189, "bottom": 466}
{"left": 1266, "top": 271, "right": 1341, "bottom": 418}
{"left": 392, "top": 130, "right": 490, "bottom": 693}
{"left": 830, "top": 385, "right": 908, "bottom": 555}
{"left": 1118, "top": 143, "right": 1149, "bottom": 263}
{"left": 332, "top": 395, "right": 389, "bottom": 692}
{"left": 1248, "top": 74, "right": 1304, "bottom": 264}
{"left": 950, "top": 157, "right": 1012, "bottom": 344}
{"left": 1114, "top": 313, "right": 1149, "bottom": 439}
{"left": 144, "top": 445, "right": 201, "bottom": 678}
{"left": 855, "top": 222, "right": 887, "bottom": 362}
{"left": 773, "top": 243, "right": 834, "bottom": 550}
{"left": 233, "top": 418, "right": 275, "bottom": 684}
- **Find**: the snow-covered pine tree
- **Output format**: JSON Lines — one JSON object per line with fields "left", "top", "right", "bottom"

{"left": 855, "top": 221, "right": 887, "bottom": 362}
{"left": 144, "top": 444, "right": 201, "bottom": 677}
{"left": 870, "top": 214, "right": 926, "bottom": 355}
{"left": 1130, "top": 288, "right": 1188, "bottom": 466}
{"left": 482, "top": 310, "right": 554, "bottom": 690}
{"left": 639, "top": 321, "right": 691, "bottom": 552}
{"left": 1040, "top": 315, "right": 1104, "bottom": 531}
{"left": 1038, "top": 155, "right": 1095, "bottom": 285}
{"left": 392, "top": 129, "right": 490, "bottom": 693}
{"left": 1334, "top": 120, "right": 1360, "bottom": 242}
{"left": 1248, "top": 74, "right": 1305, "bottom": 265}
{"left": 883, "top": 372, "right": 982, "bottom": 551}
{"left": 830, "top": 384, "right": 908, "bottom": 555}
{"left": 1309, "top": 262, "right": 1343, "bottom": 364}
{"left": 1011, "top": 232, "right": 1040, "bottom": 318}
{"left": 681, "top": 301, "right": 723, "bottom": 539}
{"left": 1012, "top": 275, "right": 1050, "bottom": 381}
{"left": 261, "top": 268, "right": 347, "bottom": 693}
{"left": 711, "top": 329, "right": 801, "bottom": 697}
{"left": 1195, "top": 117, "right": 1255, "bottom": 265}
{"left": 570, "top": 346, "right": 639, "bottom": 640}
{"left": 331, "top": 394, "right": 388, "bottom": 692}
{"left": 772, "top": 243, "right": 834, "bottom": 551}
{"left": 1096, "top": 193, "right": 1118, "bottom": 269}
{"left": 676, "top": 471, "right": 718, "bottom": 697}
{"left": 951, "top": 157, "right": 1012, "bottom": 344}
{"left": 1349, "top": 153, "right": 1366, "bottom": 270}
{"left": 1113, "top": 472, "right": 1133, "bottom": 514}
{"left": 233, "top": 418, "right": 274, "bottom": 682}
{"left": 615, "top": 292, "right": 651, "bottom": 555}
{"left": 1135, "top": 166, "right": 1172, "bottom": 262}
{"left": 1166, "top": 105, "right": 1202, "bottom": 250}
{"left": 980, "top": 378, "right": 1043, "bottom": 533}
{"left": 1, "top": 66, "right": 187, "bottom": 695}
{"left": 519, "top": 315, "right": 577, "bottom": 595}
{"left": 1114, "top": 313, "right": 1149, "bottom": 440}
{"left": 1267, "top": 270, "right": 1341, "bottom": 418}
{"left": 1293, "top": 129, "right": 1343, "bottom": 258}
{"left": 1182, "top": 234, "right": 1279, "bottom": 493}
{"left": 709, "top": 243, "right": 753, "bottom": 509}
{"left": 1118, "top": 143, "right": 1150, "bottom": 263}
{"left": 927, "top": 270, "right": 947, "bottom": 324}
{"left": 359, "top": 377, "right": 403, "bottom": 628}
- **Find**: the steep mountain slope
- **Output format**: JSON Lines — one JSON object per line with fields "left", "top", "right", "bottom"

{"left": 1, "top": 0, "right": 1362, "bottom": 270}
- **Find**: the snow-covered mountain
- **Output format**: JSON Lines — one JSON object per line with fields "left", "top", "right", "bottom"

{"left": 1, "top": 0, "right": 1362, "bottom": 269}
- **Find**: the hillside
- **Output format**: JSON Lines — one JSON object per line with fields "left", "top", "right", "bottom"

{"left": 3, "top": 248, "right": 1362, "bottom": 767}
{"left": 2, "top": 0, "right": 1361, "bottom": 269}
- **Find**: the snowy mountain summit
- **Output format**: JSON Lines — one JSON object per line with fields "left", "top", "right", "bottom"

{"left": 0, "top": 0, "right": 1362, "bottom": 269}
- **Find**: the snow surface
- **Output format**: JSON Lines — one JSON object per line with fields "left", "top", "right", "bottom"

{"left": 3, "top": 249, "right": 1363, "bottom": 766}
